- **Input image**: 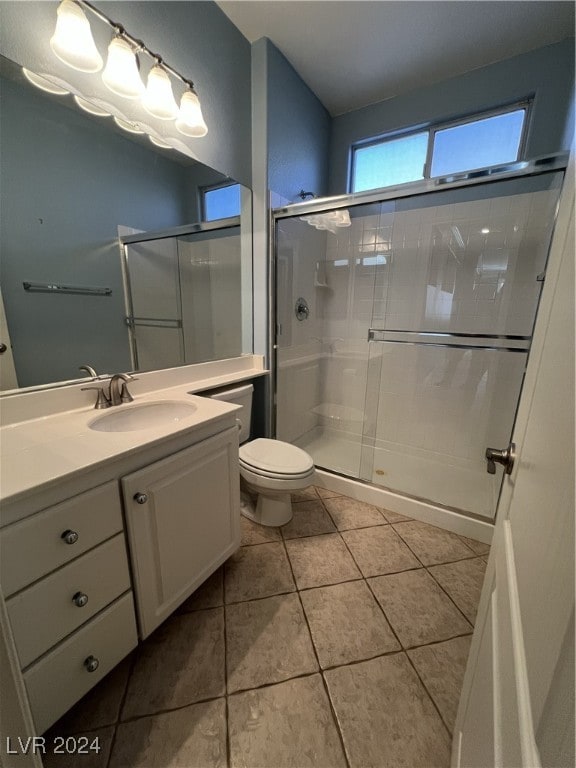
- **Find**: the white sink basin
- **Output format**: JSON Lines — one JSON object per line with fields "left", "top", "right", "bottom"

{"left": 89, "top": 401, "right": 198, "bottom": 432}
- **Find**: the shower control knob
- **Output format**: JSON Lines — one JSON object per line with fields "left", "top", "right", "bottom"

{"left": 295, "top": 297, "right": 309, "bottom": 321}
{"left": 0, "top": 343, "right": 7, "bottom": 354}
{"left": 134, "top": 492, "right": 148, "bottom": 504}
{"left": 485, "top": 443, "right": 516, "bottom": 475}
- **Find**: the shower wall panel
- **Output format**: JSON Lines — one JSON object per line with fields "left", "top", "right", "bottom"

{"left": 375, "top": 189, "right": 557, "bottom": 336}
{"left": 275, "top": 222, "right": 325, "bottom": 443}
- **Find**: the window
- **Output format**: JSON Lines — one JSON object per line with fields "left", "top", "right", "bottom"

{"left": 351, "top": 104, "right": 528, "bottom": 193}
{"left": 353, "top": 132, "right": 428, "bottom": 192}
{"left": 202, "top": 183, "right": 241, "bottom": 221}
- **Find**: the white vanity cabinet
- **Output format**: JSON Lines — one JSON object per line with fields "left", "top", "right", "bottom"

{"left": 1, "top": 395, "right": 242, "bottom": 737}
{"left": 122, "top": 425, "right": 240, "bottom": 637}
{"left": 0, "top": 481, "right": 138, "bottom": 735}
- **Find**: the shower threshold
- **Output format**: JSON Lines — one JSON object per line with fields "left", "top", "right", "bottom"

{"left": 295, "top": 426, "right": 495, "bottom": 520}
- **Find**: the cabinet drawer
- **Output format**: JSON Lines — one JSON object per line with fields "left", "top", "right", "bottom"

{"left": 24, "top": 592, "right": 137, "bottom": 735}
{"left": 7, "top": 534, "right": 131, "bottom": 669}
{"left": 1, "top": 481, "right": 123, "bottom": 596}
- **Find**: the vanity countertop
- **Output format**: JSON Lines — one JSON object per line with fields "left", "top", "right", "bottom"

{"left": 0, "top": 357, "right": 268, "bottom": 513}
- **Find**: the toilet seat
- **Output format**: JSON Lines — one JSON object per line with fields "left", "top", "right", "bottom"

{"left": 239, "top": 460, "right": 315, "bottom": 481}
{"left": 240, "top": 463, "right": 315, "bottom": 494}
{"left": 239, "top": 439, "right": 314, "bottom": 477}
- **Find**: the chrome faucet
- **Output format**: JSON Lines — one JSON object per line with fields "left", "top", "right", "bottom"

{"left": 108, "top": 373, "right": 136, "bottom": 406}
{"left": 78, "top": 364, "right": 98, "bottom": 379}
{"left": 82, "top": 372, "right": 137, "bottom": 409}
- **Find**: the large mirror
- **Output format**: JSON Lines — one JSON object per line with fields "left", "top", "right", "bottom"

{"left": 0, "top": 54, "right": 253, "bottom": 393}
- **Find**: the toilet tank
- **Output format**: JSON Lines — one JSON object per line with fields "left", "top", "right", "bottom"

{"left": 202, "top": 383, "right": 253, "bottom": 443}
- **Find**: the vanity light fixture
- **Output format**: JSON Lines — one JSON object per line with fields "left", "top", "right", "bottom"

{"left": 175, "top": 87, "right": 208, "bottom": 137}
{"left": 148, "top": 135, "right": 172, "bottom": 149}
{"left": 142, "top": 63, "right": 179, "bottom": 120}
{"left": 48, "top": 0, "right": 208, "bottom": 137}
{"left": 113, "top": 116, "right": 145, "bottom": 134}
{"left": 22, "top": 69, "right": 70, "bottom": 95}
{"left": 50, "top": 0, "right": 103, "bottom": 73}
{"left": 73, "top": 95, "right": 112, "bottom": 116}
{"left": 102, "top": 36, "right": 145, "bottom": 99}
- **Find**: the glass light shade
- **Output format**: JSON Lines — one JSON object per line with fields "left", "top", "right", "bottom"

{"left": 102, "top": 37, "right": 144, "bottom": 99}
{"left": 113, "top": 116, "right": 144, "bottom": 134}
{"left": 148, "top": 135, "right": 172, "bottom": 148}
{"left": 50, "top": 0, "right": 103, "bottom": 73}
{"left": 74, "top": 95, "right": 111, "bottom": 116}
{"left": 175, "top": 89, "right": 208, "bottom": 137}
{"left": 22, "top": 69, "right": 70, "bottom": 95}
{"left": 142, "top": 65, "right": 178, "bottom": 120}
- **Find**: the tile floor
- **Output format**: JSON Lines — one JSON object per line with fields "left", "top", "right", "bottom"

{"left": 43, "top": 487, "right": 489, "bottom": 768}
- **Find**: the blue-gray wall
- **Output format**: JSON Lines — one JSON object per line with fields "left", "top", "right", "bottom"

{"left": 0, "top": 1, "right": 252, "bottom": 186}
{"left": 265, "top": 39, "right": 331, "bottom": 201}
{"left": 250, "top": 37, "right": 331, "bottom": 368}
{"left": 329, "top": 39, "right": 575, "bottom": 194}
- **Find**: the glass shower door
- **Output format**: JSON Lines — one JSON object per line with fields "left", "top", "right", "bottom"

{"left": 275, "top": 202, "right": 385, "bottom": 478}
{"left": 360, "top": 171, "right": 563, "bottom": 519}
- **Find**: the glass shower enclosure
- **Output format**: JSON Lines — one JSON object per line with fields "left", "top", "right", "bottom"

{"left": 274, "top": 159, "right": 565, "bottom": 520}
{"left": 121, "top": 218, "right": 252, "bottom": 373}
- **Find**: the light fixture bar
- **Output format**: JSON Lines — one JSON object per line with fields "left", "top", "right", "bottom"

{"left": 78, "top": 1, "right": 197, "bottom": 90}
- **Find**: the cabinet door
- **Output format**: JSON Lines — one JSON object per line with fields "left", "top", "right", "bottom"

{"left": 122, "top": 427, "right": 240, "bottom": 637}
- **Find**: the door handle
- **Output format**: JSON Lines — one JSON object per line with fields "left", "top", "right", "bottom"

{"left": 485, "top": 443, "right": 516, "bottom": 475}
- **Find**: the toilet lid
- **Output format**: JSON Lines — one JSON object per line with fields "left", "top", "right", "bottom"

{"left": 239, "top": 439, "right": 314, "bottom": 475}
{"left": 239, "top": 460, "right": 315, "bottom": 481}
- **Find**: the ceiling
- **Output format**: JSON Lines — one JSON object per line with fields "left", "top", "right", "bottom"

{"left": 217, "top": 1, "right": 575, "bottom": 116}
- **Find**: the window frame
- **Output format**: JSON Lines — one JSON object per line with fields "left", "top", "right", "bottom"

{"left": 200, "top": 181, "right": 241, "bottom": 222}
{"left": 349, "top": 100, "right": 532, "bottom": 194}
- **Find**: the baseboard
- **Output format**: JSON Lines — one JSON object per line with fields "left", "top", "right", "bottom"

{"left": 314, "top": 469, "right": 494, "bottom": 544}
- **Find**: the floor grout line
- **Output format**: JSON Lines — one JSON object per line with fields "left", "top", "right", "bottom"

{"left": 105, "top": 650, "right": 137, "bottom": 766}
{"left": 425, "top": 564, "right": 478, "bottom": 628}
{"left": 222, "top": 585, "right": 232, "bottom": 767}
{"left": 403, "top": 647, "right": 454, "bottom": 740}
{"left": 280, "top": 530, "right": 352, "bottom": 768}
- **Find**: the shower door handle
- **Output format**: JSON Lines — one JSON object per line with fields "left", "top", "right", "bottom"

{"left": 485, "top": 443, "right": 516, "bottom": 475}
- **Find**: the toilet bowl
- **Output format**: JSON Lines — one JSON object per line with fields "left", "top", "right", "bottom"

{"left": 239, "top": 438, "right": 315, "bottom": 526}
{"left": 203, "top": 384, "right": 315, "bottom": 527}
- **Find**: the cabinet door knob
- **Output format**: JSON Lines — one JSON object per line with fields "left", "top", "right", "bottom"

{"left": 72, "top": 592, "right": 89, "bottom": 608}
{"left": 84, "top": 655, "right": 99, "bottom": 673}
{"left": 61, "top": 529, "right": 79, "bottom": 545}
{"left": 133, "top": 492, "right": 148, "bottom": 504}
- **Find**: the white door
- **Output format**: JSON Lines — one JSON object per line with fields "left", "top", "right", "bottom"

{"left": 453, "top": 161, "right": 575, "bottom": 767}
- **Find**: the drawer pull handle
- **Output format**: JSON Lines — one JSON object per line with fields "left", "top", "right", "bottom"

{"left": 134, "top": 492, "right": 148, "bottom": 505}
{"left": 72, "top": 592, "right": 89, "bottom": 608}
{"left": 61, "top": 529, "right": 79, "bottom": 545}
{"left": 84, "top": 655, "right": 99, "bottom": 673}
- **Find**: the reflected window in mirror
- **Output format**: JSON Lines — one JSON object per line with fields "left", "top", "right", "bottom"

{"left": 202, "top": 182, "right": 241, "bottom": 221}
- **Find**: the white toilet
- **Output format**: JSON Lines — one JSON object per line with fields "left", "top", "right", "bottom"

{"left": 205, "top": 383, "right": 315, "bottom": 527}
